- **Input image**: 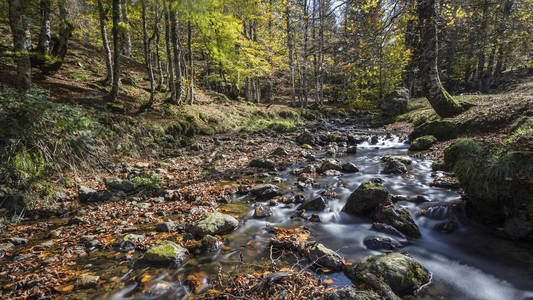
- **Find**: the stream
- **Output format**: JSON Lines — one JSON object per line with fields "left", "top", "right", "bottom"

{"left": 110, "top": 125, "right": 533, "bottom": 300}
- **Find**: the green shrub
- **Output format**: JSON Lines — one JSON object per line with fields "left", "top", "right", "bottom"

{"left": 131, "top": 172, "right": 162, "bottom": 191}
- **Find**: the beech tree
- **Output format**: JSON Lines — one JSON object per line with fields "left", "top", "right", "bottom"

{"left": 8, "top": 0, "right": 32, "bottom": 90}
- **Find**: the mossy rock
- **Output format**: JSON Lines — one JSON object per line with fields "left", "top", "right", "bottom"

{"left": 345, "top": 252, "right": 431, "bottom": 297}
{"left": 444, "top": 138, "right": 533, "bottom": 237}
{"left": 120, "top": 77, "right": 137, "bottom": 87}
{"left": 249, "top": 158, "right": 276, "bottom": 170}
{"left": 187, "top": 212, "right": 239, "bottom": 238}
{"left": 409, "top": 135, "right": 437, "bottom": 151}
{"left": 343, "top": 181, "right": 391, "bottom": 216}
{"left": 141, "top": 241, "right": 188, "bottom": 266}
{"left": 296, "top": 131, "right": 315, "bottom": 145}
{"left": 409, "top": 119, "right": 458, "bottom": 141}
{"left": 324, "top": 288, "right": 381, "bottom": 300}
{"left": 105, "top": 102, "right": 125, "bottom": 113}
{"left": 267, "top": 121, "right": 296, "bottom": 133}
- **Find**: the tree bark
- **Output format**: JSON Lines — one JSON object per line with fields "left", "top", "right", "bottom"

{"left": 109, "top": 0, "right": 122, "bottom": 102}
{"left": 301, "top": 0, "right": 309, "bottom": 108}
{"left": 187, "top": 20, "right": 194, "bottom": 104}
{"left": 36, "top": 0, "right": 51, "bottom": 55}
{"left": 417, "top": 0, "right": 462, "bottom": 117}
{"left": 170, "top": 6, "right": 182, "bottom": 102}
{"left": 97, "top": 0, "right": 113, "bottom": 85}
{"left": 164, "top": 0, "right": 177, "bottom": 103}
{"left": 8, "top": 0, "right": 32, "bottom": 90}
{"left": 121, "top": 0, "right": 132, "bottom": 56}
{"left": 141, "top": 0, "right": 155, "bottom": 109}
{"left": 285, "top": 4, "right": 296, "bottom": 106}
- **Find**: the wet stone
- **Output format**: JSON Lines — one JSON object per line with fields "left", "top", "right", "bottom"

{"left": 324, "top": 288, "right": 381, "bottom": 300}
{"left": 0, "top": 242, "right": 14, "bottom": 252}
{"left": 307, "top": 243, "right": 344, "bottom": 271}
{"left": 77, "top": 275, "right": 100, "bottom": 288}
{"left": 7, "top": 237, "right": 28, "bottom": 245}
{"left": 370, "top": 223, "right": 407, "bottom": 240}
{"left": 373, "top": 206, "right": 421, "bottom": 238}
{"left": 188, "top": 235, "right": 223, "bottom": 255}
{"left": 345, "top": 252, "right": 431, "bottom": 297}
{"left": 363, "top": 235, "right": 403, "bottom": 250}
{"left": 343, "top": 181, "right": 391, "bottom": 217}
{"left": 342, "top": 162, "right": 359, "bottom": 173}
{"left": 156, "top": 221, "right": 175, "bottom": 232}
{"left": 433, "top": 220, "right": 459, "bottom": 233}
{"left": 254, "top": 204, "right": 273, "bottom": 218}
{"left": 299, "top": 196, "right": 327, "bottom": 211}
{"left": 250, "top": 184, "right": 281, "bottom": 200}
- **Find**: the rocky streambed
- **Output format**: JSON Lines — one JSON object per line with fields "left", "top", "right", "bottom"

{"left": 2, "top": 121, "right": 533, "bottom": 299}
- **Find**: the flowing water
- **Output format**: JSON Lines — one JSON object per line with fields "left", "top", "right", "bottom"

{"left": 111, "top": 126, "right": 533, "bottom": 300}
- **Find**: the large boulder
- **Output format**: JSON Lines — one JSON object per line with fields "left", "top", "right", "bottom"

{"left": 296, "top": 131, "right": 315, "bottom": 145}
{"left": 380, "top": 88, "right": 409, "bottom": 116}
{"left": 345, "top": 252, "right": 431, "bottom": 297}
{"left": 409, "top": 135, "right": 437, "bottom": 151}
{"left": 142, "top": 241, "right": 188, "bottom": 266}
{"left": 188, "top": 235, "right": 223, "bottom": 255}
{"left": 363, "top": 235, "right": 403, "bottom": 251}
{"left": 324, "top": 288, "right": 381, "bottom": 300}
{"left": 409, "top": 119, "right": 459, "bottom": 141}
{"left": 343, "top": 181, "right": 391, "bottom": 216}
{"left": 307, "top": 243, "right": 344, "bottom": 271}
{"left": 249, "top": 158, "right": 276, "bottom": 170}
{"left": 373, "top": 206, "right": 421, "bottom": 238}
{"left": 187, "top": 212, "right": 239, "bottom": 238}
{"left": 104, "top": 177, "right": 134, "bottom": 193}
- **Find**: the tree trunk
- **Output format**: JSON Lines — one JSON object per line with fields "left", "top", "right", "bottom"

{"left": 301, "top": 0, "right": 309, "bottom": 108}
{"left": 170, "top": 7, "right": 182, "bottom": 102}
{"left": 109, "top": 0, "right": 122, "bottom": 102}
{"left": 97, "top": 0, "right": 113, "bottom": 85}
{"left": 403, "top": 2, "right": 417, "bottom": 96}
{"left": 8, "top": 0, "right": 31, "bottom": 90}
{"left": 164, "top": 0, "right": 176, "bottom": 103}
{"left": 286, "top": 4, "right": 296, "bottom": 106}
{"left": 187, "top": 20, "right": 194, "bottom": 104}
{"left": 121, "top": 0, "right": 132, "bottom": 56}
{"left": 417, "top": 0, "right": 462, "bottom": 117}
{"left": 36, "top": 0, "right": 51, "bottom": 55}
{"left": 154, "top": 0, "right": 164, "bottom": 89}
{"left": 476, "top": 0, "right": 490, "bottom": 92}
{"left": 141, "top": 0, "right": 155, "bottom": 109}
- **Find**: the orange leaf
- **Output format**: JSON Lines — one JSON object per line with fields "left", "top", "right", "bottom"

{"left": 54, "top": 284, "right": 74, "bottom": 293}
{"left": 140, "top": 274, "right": 152, "bottom": 283}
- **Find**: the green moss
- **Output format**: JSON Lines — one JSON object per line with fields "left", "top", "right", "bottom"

{"left": 409, "top": 135, "right": 437, "bottom": 151}
{"left": 361, "top": 181, "right": 384, "bottom": 190}
{"left": 142, "top": 241, "right": 187, "bottom": 265}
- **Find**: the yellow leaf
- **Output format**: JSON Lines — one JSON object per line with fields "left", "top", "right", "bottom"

{"left": 140, "top": 274, "right": 152, "bottom": 283}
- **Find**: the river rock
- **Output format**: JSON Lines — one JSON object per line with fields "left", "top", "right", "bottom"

{"left": 323, "top": 170, "right": 342, "bottom": 176}
{"left": 254, "top": 204, "right": 273, "bottom": 218}
{"left": 324, "top": 288, "right": 381, "bottom": 300}
{"left": 77, "top": 275, "right": 100, "bottom": 288}
{"left": 307, "top": 243, "right": 344, "bottom": 271}
{"left": 250, "top": 184, "right": 281, "bottom": 200}
{"left": 0, "top": 242, "right": 14, "bottom": 252}
{"left": 381, "top": 156, "right": 407, "bottom": 174}
{"left": 249, "top": 159, "right": 276, "bottom": 170}
{"left": 373, "top": 206, "right": 421, "bottom": 238}
{"left": 343, "top": 181, "right": 391, "bottom": 216}
{"left": 188, "top": 235, "right": 223, "bottom": 255}
{"left": 7, "top": 237, "right": 28, "bottom": 245}
{"left": 433, "top": 220, "right": 459, "bottom": 233}
{"left": 104, "top": 177, "right": 134, "bottom": 193}
{"left": 342, "top": 162, "right": 359, "bottom": 173}
{"left": 345, "top": 252, "right": 431, "bottom": 297}
{"left": 363, "top": 235, "right": 403, "bottom": 250}
{"left": 188, "top": 212, "right": 239, "bottom": 237}
{"left": 503, "top": 217, "right": 533, "bottom": 240}
{"left": 299, "top": 196, "right": 327, "bottom": 211}
{"left": 142, "top": 241, "right": 188, "bottom": 265}
{"left": 370, "top": 223, "right": 407, "bottom": 239}
{"left": 346, "top": 146, "right": 358, "bottom": 154}
{"left": 320, "top": 159, "right": 343, "bottom": 173}
{"left": 78, "top": 186, "right": 112, "bottom": 202}
{"left": 271, "top": 147, "right": 289, "bottom": 156}
{"left": 380, "top": 88, "right": 409, "bottom": 116}
{"left": 409, "top": 135, "right": 437, "bottom": 151}
{"left": 114, "top": 234, "right": 146, "bottom": 252}
{"left": 296, "top": 131, "right": 315, "bottom": 145}
{"left": 156, "top": 221, "right": 175, "bottom": 232}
